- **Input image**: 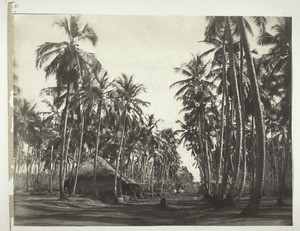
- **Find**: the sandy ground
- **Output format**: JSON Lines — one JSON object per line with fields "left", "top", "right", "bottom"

{"left": 13, "top": 192, "right": 292, "bottom": 226}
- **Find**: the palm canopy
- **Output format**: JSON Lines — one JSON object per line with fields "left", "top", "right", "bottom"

{"left": 77, "top": 71, "right": 114, "bottom": 114}
{"left": 36, "top": 16, "right": 101, "bottom": 92}
{"left": 171, "top": 54, "right": 214, "bottom": 105}
{"left": 258, "top": 17, "right": 291, "bottom": 76}
{"left": 113, "top": 74, "right": 150, "bottom": 117}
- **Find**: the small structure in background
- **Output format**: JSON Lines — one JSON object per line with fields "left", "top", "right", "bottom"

{"left": 65, "top": 156, "right": 142, "bottom": 201}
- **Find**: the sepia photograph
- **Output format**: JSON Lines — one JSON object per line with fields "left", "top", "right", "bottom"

{"left": 13, "top": 14, "right": 293, "bottom": 226}
{"left": 11, "top": 12, "right": 293, "bottom": 227}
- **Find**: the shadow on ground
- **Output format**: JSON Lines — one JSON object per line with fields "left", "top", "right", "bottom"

{"left": 14, "top": 193, "right": 292, "bottom": 226}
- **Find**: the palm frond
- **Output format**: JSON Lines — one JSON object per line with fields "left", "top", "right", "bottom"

{"left": 69, "top": 15, "right": 81, "bottom": 38}
{"left": 252, "top": 16, "right": 267, "bottom": 33}
{"left": 243, "top": 18, "right": 254, "bottom": 37}
{"left": 36, "top": 42, "right": 67, "bottom": 68}
{"left": 169, "top": 78, "right": 194, "bottom": 89}
{"left": 78, "top": 24, "right": 98, "bottom": 46}
{"left": 53, "top": 18, "right": 70, "bottom": 37}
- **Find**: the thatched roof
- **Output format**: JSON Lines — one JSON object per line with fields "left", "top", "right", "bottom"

{"left": 77, "top": 156, "right": 116, "bottom": 178}
{"left": 75, "top": 156, "right": 140, "bottom": 185}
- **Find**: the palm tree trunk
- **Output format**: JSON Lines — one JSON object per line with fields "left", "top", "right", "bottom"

{"left": 218, "top": 35, "right": 230, "bottom": 199}
{"left": 205, "top": 140, "right": 212, "bottom": 195}
{"left": 119, "top": 150, "right": 125, "bottom": 195}
{"left": 216, "top": 87, "right": 225, "bottom": 193}
{"left": 160, "top": 159, "right": 166, "bottom": 193}
{"left": 48, "top": 144, "right": 54, "bottom": 193}
{"left": 203, "top": 117, "right": 212, "bottom": 195}
{"left": 142, "top": 151, "right": 148, "bottom": 183}
{"left": 197, "top": 116, "right": 209, "bottom": 198}
{"left": 59, "top": 83, "right": 70, "bottom": 200}
{"left": 70, "top": 114, "right": 85, "bottom": 196}
{"left": 224, "top": 17, "right": 243, "bottom": 205}
{"left": 14, "top": 142, "right": 22, "bottom": 180}
{"left": 196, "top": 152, "right": 204, "bottom": 183}
{"left": 25, "top": 146, "right": 30, "bottom": 192}
{"left": 127, "top": 153, "right": 132, "bottom": 178}
{"left": 114, "top": 110, "right": 126, "bottom": 198}
{"left": 36, "top": 148, "right": 42, "bottom": 192}
{"left": 150, "top": 157, "right": 155, "bottom": 193}
{"left": 239, "top": 16, "right": 266, "bottom": 216}
{"left": 131, "top": 153, "right": 135, "bottom": 180}
{"left": 272, "top": 139, "right": 279, "bottom": 195}
{"left": 93, "top": 104, "right": 102, "bottom": 197}
{"left": 277, "top": 132, "right": 289, "bottom": 205}
{"left": 63, "top": 125, "right": 72, "bottom": 190}
{"left": 250, "top": 114, "right": 256, "bottom": 198}
{"left": 238, "top": 43, "right": 247, "bottom": 198}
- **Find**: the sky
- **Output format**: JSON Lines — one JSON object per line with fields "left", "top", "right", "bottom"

{"left": 13, "top": 14, "right": 278, "bottom": 182}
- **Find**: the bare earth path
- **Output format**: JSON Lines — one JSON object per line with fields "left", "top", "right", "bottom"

{"left": 14, "top": 193, "right": 292, "bottom": 226}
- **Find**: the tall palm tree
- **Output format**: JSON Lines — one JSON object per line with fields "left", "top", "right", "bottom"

{"left": 80, "top": 71, "right": 114, "bottom": 196}
{"left": 223, "top": 17, "right": 243, "bottom": 205}
{"left": 238, "top": 16, "right": 267, "bottom": 216}
{"left": 36, "top": 15, "right": 101, "bottom": 199}
{"left": 113, "top": 74, "right": 149, "bottom": 198}
{"left": 158, "top": 128, "right": 180, "bottom": 192}
{"left": 171, "top": 54, "right": 216, "bottom": 196}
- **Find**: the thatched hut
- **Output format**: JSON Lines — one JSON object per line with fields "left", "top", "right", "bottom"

{"left": 65, "top": 156, "right": 142, "bottom": 199}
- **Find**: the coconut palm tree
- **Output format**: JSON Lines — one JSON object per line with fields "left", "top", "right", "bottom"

{"left": 78, "top": 71, "right": 114, "bottom": 196}
{"left": 238, "top": 16, "right": 267, "bottom": 216}
{"left": 158, "top": 128, "right": 180, "bottom": 193}
{"left": 171, "top": 54, "right": 217, "bottom": 196}
{"left": 36, "top": 15, "right": 101, "bottom": 199}
{"left": 113, "top": 74, "right": 149, "bottom": 198}
{"left": 222, "top": 17, "right": 243, "bottom": 205}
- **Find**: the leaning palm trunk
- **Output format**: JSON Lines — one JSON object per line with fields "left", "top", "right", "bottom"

{"left": 250, "top": 114, "right": 256, "bottom": 198}
{"left": 224, "top": 17, "right": 243, "bottom": 205}
{"left": 149, "top": 157, "right": 155, "bottom": 193}
{"left": 70, "top": 114, "right": 85, "bottom": 196}
{"left": 218, "top": 40, "right": 231, "bottom": 199}
{"left": 198, "top": 116, "right": 210, "bottom": 197}
{"left": 216, "top": 38, "right": 228, "bottom": 194}
{"left": 93, "top": 104, "right": 102, "bottom": 197}
{"left": 59, "top": 83, "right": 70, "bottom": 200}
{"left": 239, "top": 17, "right": 266, "bottom": 216}
{"left": 238, "top": 42, "right": 247, "bottom": 198}
{"left": 205, "top": 140, "right": 212, "bottom": 195}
